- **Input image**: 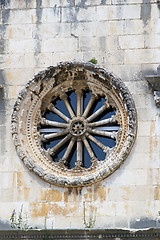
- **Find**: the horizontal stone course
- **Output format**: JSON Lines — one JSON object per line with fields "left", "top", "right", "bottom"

{"left": 119, "top": 35, "right": 144, "bottom": 49}
{"left": 97, "top": 5, "right": 141, "bottom": 20}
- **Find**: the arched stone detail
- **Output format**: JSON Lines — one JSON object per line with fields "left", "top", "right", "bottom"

{"left": 11, "top": 62, "right": 137, "bottom": 187}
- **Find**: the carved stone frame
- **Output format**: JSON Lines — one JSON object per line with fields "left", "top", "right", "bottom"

{"left": 11, "top": 62, "right": 137, "bottom": 187}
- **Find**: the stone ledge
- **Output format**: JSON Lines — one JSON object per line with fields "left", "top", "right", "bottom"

{"left": 145, "top": 65, "right": 160, "bottom": 107}
{"left": 0, "top": 228, "right": 160, "bottom": 239}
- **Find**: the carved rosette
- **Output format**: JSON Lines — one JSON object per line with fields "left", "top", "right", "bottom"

{"left": 11, "top": 62, "right": 137, "bottom": 187}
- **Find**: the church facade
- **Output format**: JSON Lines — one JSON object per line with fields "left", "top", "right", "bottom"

{"left": 0, "top": 0, "right": 160, "bottom": 233}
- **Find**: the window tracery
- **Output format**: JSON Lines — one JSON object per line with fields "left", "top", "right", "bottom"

{"left": 11, "top": 62, "right": 137, "bottom": 187}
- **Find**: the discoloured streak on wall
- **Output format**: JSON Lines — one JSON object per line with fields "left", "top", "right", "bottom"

{"left": 34, "top": 0, "right": 42, "bottom": 67}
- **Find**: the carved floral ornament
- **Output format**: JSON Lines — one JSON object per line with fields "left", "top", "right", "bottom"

{"left": 11, "top": 62, "right": 137, "bottom": 187}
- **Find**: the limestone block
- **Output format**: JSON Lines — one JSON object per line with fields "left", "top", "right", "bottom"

{"left": 75, "top": 0, "right": 111, "bottom": 5}
{"left": 16, "top": 170, "right": 46, "bottom": 189}
{"left": 37, "top": 23, "right": 71, "bottom": 39}
{"left": 108, "top": 20, "right": 124, "bottom": 35}
{"left": 0, "top": 172, "right": 17, "bottom": 189}
{"left": 125, "top": 49, "right": 160, "bottom": 64}
{"left": 148, "top": 169, "right": 160, "bottom": 185}
{"left": 79, "top": 36, "right": 106, "bottom": 51}
{"left": 42, "top": 38, "right": 78, "bottom": 52}
{"left": 137, "top": 108, "right": 157, "bottom": 121}
{"left": 109, "top": 169, "right": 148, "bottom": 185}
{"left": 6, "top": 68, "right": 34, "bottom": 86}
{"left": 112, "top": 0, "right": 143, "bottom": 3}
{"left": 124, "top": 19, "right": 144, "bottom": 35}
{"left": 34, "top": 53, "right": 53, "bottom": 68}
{"left": 8, "top": 9, "right": 36, "bottom": 24}
{"left": 154, "top": 19, "right": 160, "bottom": 33}
{"left": 76, "top": 7, "right": 97, "bottom": 22}
{"left": 105, "top": 50, "right": 124, "bottom": 64}
{"left": 112, "top": 64, "right": 142, "bottom": 81}
{"left": 4, "top": 0, "right": 26, "bottom": 9}
{"left": 123, "top": 152, "right": 150, "bottom": 169}
{"left": 41, "top": 8, "right": 61, "bottom": 23}
{"left": 5, "top": 54, "right": 25, "bottom": 68}
{"left": 6, "top": 86, "right": 25, "bottom": 99}
{"left": 134, "top": 136, "right": 151, "bottom": 154}
{"left": 54, "top": 216, "right": 83, "bottom": 228}
{"left": 107, "top": 185, "right": 134, "bottom": 201}
{"left": 106, "top": 36, "right": 119, "bottom": 50}
{"left": 151, "top": 4, "right": 160, "bottom": 19}
{"left": 7, "top": 39, "right": 35, "bottom": 53}
{"left": 71, "top": 21, "right": 109, "bottom": 37}
{"left": 119, "top": 35, "right": 144, "bottom": 49}
{"left": 94, "top": 186, "right": 106, "bottom": 201}
{"left": 26, "top": 1, "right": 37, "bottom": 8}
{"left": 137, "top": 121, "right": 154, "bottom": 137}
{"left": 93, "top": 216, "right": 116, "bottom": 228}
{"left": 125, "top": 81, "right": 149, "bottom": 95}
{"left": 132, "top": 94, "right": 153, "bottom": 108}
{"left": 145, "top": 34, "right": 160, "bottom": 48}
{"left": 71, "top": 22, "right": 96, "bottom": 37}
{"left": 130, "top": 200, "right": 155, "bottom": 219}
{"left": 62, "top": 6, "right": 97, "bottom": 22}
{"left": 115, "top": 201, "right": 135, "bottom": 217}
{"left": 0, "top": 187, "right": 18, "bottom": 202}
{"left": 22, "top": 187, "right": 48, "bottom": 203}
{"left": 97, "top": 5, "right": 140, "bottom": 21}
{"left": 96, "top": 202, "right": 116, "bottom": 216}
{"left": 42, "top": 0, "right": 74, "bottom": 7}
{"left": 48, "top": 189, "right": 63, "bottom": 202}
{"left": 132, "top": 186, "right": 154, "bottom": 201}
{"left": 52, "top": 51, "right": 83, "bottom": 65}
{"left": 6, "top": 24, "right": 33, "bottom": 39}
{"left": 24, "top": 53, "right": 36, "bottom": 68}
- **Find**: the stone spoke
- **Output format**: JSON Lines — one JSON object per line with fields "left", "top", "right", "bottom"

{"left": 88, "top": 115, "right": 116, "bottom": 127}
{"left": 76, "top": 90, "right": 83, "bottom": 117}
{"left": 60, "top": 93, "right": 75, "bottom": 118}
{"left": 47, "top": 134, "right": 72, "bottom": 156}
{"left": 42, "top": 129, "right": 69, "bottom": 141}
{"left": 82, "top": 136, "right": 95, "bottom": 159}
{"left": 85, "top": 133, "right": 109, "bottom": 153}
{"left": 40, "top": 128, "right": 64, "bottom": 133}
{"left": 94, "top": 126, "right": 119, "bottom": 131}
{"left": 48, "top": 103, "right": 70, "bottom": 123}
{"left": 41, "top": 118, "right": 68, "bottom": 128}
{"left": 82, "top": 94, "right": 96, "bottom": 118}
{"left": 62, "top": 137, "right": 76, "bottom": 162}
{"left": 88, "top": 128, "right": 117, "bottom": 139}
{"left": 87, "top": 101, "right": 109, "bottom": 122}
{"left": 76, "top": 138, "right": 82, "bottom": 167}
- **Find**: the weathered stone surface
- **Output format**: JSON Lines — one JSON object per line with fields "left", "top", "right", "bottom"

{"left": 0, "top": 0, "right": 160, "bottom": 231}
{"left": 11, "top": 62, "right": 137, "bottom": 188}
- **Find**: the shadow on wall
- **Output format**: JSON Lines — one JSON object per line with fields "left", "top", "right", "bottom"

{"left": 130, "top": 217, "right": 159, "bottom": 229}
{"left": 0, "top": 220, "right": 11, "bottom": 230}
{"left": 141, "top": 0, "right": 151, "bottom": 26}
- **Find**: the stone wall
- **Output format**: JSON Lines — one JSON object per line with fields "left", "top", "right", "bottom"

{"left": 0, "top": 0, "right": 160, "bottom": 230}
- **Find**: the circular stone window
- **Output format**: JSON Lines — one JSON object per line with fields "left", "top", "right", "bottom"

{"left": 11, "top": 62, "right": 137, "bottom": 187}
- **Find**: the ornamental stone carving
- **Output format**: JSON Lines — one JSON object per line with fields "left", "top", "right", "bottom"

{"left": 11, "top": 62, "right": 137, "bottom": 187}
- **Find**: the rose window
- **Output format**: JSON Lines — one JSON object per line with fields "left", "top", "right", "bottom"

{"left": 11, "top": 62, "right": 137, "bottom": 187}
